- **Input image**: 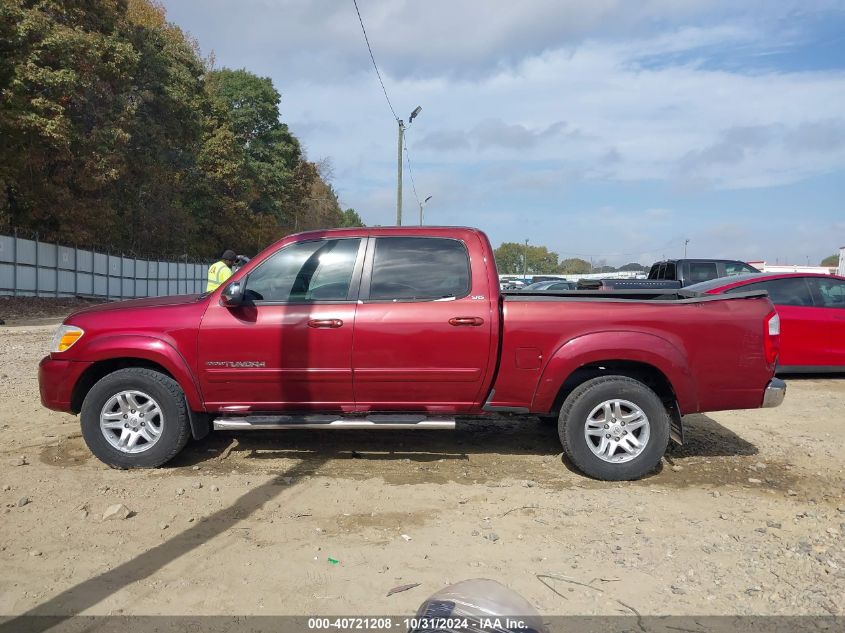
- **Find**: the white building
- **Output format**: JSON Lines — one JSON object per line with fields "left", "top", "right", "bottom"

{"left": 747, "top": 261, "right": 837, "bottom": 275}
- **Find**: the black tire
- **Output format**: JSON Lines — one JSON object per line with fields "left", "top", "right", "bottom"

{"left": 558, "top": 375, "right": 669, "bottom": 481}
{"left": 80, "top": 368, "right": 191, "bottom": 469}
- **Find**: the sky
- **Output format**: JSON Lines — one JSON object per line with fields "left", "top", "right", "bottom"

{"left": 160, "top": 0, "right": 845, "bottom": 267}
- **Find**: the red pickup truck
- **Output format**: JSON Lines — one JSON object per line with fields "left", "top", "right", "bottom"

{"left": 39, "top": 227, "right": 785, "bottom": 480}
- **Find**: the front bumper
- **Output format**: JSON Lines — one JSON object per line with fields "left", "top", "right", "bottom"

{"left": 38, "top": 356, "right": 92, "bottom": 412}
{"left": 762, "top": 378, "right": 786, "bottom": 408}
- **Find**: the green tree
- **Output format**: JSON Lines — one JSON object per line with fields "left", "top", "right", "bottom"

{"left": 821, "top": 254, "right": 839, "bottom": 267}
{"left": 0, "top": 0, "right": 358, "bottom": 258}
{"left": 0, "top": 0, "right": 140, "bottom": 239}
{"left": 494, "top": 242, "right": 559, "bottom": 275}
{"left": 619, "top": 262, "right": 647, "bottom": 272}
{"left": 558, "top": 257, "right": 592, "bottom": 274}
{"left": 340, "top": 208, "right": 365, "bottom": 227}
{"left": 116, "top": 0, "right": 207, "bottom": 255}
{"left": 205, "top": 69, "right": 301, "bottom": 223}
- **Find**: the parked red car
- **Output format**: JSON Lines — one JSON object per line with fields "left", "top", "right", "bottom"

{"left": 687, "top": 273, "right": 845, "bottom": 373}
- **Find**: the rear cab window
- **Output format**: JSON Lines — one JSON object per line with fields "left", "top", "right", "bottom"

{"left": 687, "top": 262, "right": 719, "bottom": 284}
{"left": 366, "top": 236, "right": 470, "bottom": 302}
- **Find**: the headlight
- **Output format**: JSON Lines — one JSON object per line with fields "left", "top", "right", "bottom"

{"left": 51, "top": 325, "right": 84, "bottom": 353}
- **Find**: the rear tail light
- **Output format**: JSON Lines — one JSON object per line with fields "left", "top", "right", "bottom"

{"left": 764, "top": 312, "right": 780, "bottom": 365}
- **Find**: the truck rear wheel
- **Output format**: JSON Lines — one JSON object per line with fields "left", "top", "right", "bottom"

{"left": 80, "top": 368, "right": 191, "bottom": 469}
{"left": 558, "top": 375, "right": 669, "bottom": 480}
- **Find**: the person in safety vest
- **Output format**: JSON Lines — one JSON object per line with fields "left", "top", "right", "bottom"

{"left": 207, "top": 249, "right": 237, "bottom": 292}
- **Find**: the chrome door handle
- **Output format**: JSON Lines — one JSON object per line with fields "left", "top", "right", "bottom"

{"left": 308, "top": 319, "right": 343, "bottom": 328}
{"left": 449, "top": 317, "right": 484, "bottom": 326}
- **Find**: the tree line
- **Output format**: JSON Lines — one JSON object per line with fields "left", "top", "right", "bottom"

{"left": 0, "top": 0, "right": 363, "bottom": 260}
{"left": 494, "top": 242, "right": 647, "bottom": 275}
{"left": 497, "top": 246, "right": 841, "bottom": 275}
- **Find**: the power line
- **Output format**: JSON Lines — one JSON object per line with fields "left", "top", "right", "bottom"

{"left": 403, "top": 144, "right": 421, "bottom": 207}
{"left": 352, "top": 0, "right": 399, "bottom": 122}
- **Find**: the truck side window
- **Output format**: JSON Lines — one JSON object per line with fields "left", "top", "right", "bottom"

{"left": 688, "top": 262, "right": 718, "bottom": 284}
{"left": 664, "top": 262, "right": 676, "bottom": 279}
{"left": 244, "top": 238, "right": 361, "bottom": 302}
{"left": 369, "top": 237, "right": 470, "bottom": 301}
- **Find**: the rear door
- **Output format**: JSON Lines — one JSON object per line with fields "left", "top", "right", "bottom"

{"left": 807, "top": 277, "right": 845, "bottom": 368}
{"left": 352, "top": 235, "right": 493, "bottom": 412}
{"left": 727, "top": 277, "right": 825, "bottom": 367}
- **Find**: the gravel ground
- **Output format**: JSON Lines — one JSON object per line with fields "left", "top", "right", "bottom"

{"left": 0, "top": 296, "right": 105, "bottom": 325}
{"left": 1, "top": 315, "right": 843, "bottom": 618}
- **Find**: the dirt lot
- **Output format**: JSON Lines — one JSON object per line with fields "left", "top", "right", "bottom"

{"left": 1, "top": 315, "right": 844, "bottom": 618}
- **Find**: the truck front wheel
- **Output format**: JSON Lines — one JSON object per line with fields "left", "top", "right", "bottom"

{"left": 558, "top": 376, "right": 670, "bottom": 480}
{"left": 80, "top": 368, "right": 191, "bottom": 469}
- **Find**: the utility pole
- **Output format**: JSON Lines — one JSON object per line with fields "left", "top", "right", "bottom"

{"left": 684, "top": 238, "right": 690, "bottom": 258}
{"left": 396, "top": 119, "right": 405, "bottom": 226}
{"left": 523, "top": 239, "right": 529, "bottom": 280}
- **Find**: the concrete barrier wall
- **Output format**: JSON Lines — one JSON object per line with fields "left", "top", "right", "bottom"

{"left": 0, "top": 233, "right": 209, "bottom": 298}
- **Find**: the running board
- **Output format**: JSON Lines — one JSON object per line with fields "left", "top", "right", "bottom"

{"left": 213, "top": 414, "right": 456, "bottom": 431}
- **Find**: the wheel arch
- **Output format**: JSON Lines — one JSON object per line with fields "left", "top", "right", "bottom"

{"left": 548, "top": 360, "right": 678, "bottom": 416}
{"left": 72, "top": 357, "right": 211, "bottom": 441}
{"left": 71, "top": 358, "right": 173, "bottom": 413}
{"left": 531, "top": 331, "right": 696, "bottom": 422}
{"left": 70, "top": 335, "right": 205, "bottom": 414}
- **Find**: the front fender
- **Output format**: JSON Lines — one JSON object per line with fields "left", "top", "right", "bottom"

{"left": 76, "top": 335, "right": 205, "bottom": 411}
{"left": 531, "top": 330, "right": 697, "bottom": 414}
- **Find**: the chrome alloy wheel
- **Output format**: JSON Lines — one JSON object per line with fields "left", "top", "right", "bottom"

{"left": 99, "top": 390, "right": 164, "bottom": 454}
{"left": 584, "top": 399, "right": 650, "bottom": 463}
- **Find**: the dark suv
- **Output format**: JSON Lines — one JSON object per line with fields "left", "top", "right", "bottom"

{"left": 647, "top": 259, "right": 759, "bottom": 287}
{"left": 577, "top": 259, "right": 759, "bottom": 291}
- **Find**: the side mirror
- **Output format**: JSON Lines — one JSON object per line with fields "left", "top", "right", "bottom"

{"left": 220, "top": 280, "right": 245, "bottom": 307}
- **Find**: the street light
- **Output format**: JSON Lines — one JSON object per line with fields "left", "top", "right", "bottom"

{"left": 419, "top": 195, "right": 432, "bottom": 226}
{"left": 396, "top": 105, "right": 422, "bottom": 226}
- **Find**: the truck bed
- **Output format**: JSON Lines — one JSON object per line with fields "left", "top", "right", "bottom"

{"left": 503, "top": 288, "right": 767, "bottom": 302}
{"left": 490, "top": 289, "right": 776, "bottom": 416}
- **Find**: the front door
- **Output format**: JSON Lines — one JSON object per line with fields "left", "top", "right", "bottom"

{"left": 197, "top": 238, "right": 365, "bottom": 412}
{"left": 352, "top": 236, "right": 493, "bottom": 413}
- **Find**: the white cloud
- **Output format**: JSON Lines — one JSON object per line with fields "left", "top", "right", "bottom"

{"left": 289, "top": 36, "right": 845, "bottom": 186}
{"left": 162, "top": 0, "right": 845, "bottom": 264}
